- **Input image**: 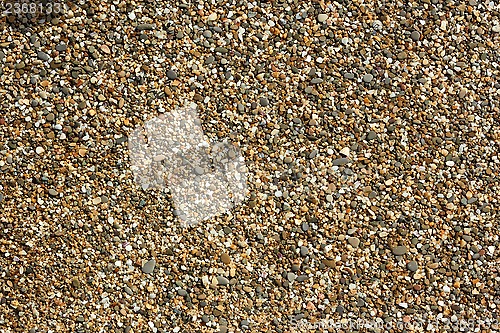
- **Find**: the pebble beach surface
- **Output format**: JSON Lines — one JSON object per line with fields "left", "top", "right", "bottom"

{"left": 0, "top": 0, "right": 499, "bottom": 332}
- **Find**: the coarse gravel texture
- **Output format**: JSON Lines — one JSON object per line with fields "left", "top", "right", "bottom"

{"left": 0, "top": 0, "right": 500, "bottom": 333}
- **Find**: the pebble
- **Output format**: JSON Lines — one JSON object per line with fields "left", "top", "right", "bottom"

{"left": 410, "top": 31, "right": 421, "bottom": 41}
{"left": 317, "top": 14, "right": 328, "bottom": 23}
{"left": 348, "top": 237, "right": 360, "bottom": 248}
{"left": 216, "top": 276, "right": 230, "bottom": 286}
{"left": 167, "top": 70, "right": 178, "bottom": 80}
{"left": 407, "top": 261, "right": 418, "bottom": 272}
{"left": 142, "top": 259, "right": 156, "bottom": 274}
{"left": 332, "top": 158, "right": 351, "bottom": 166}
{"left": 392, "top": 246, "right": 407, "bottom": 256}
{"left": 363, "top": 74, "right": 373, "bottom": 83}
{"left": 37, "top": 51, "right": 50, "bottom": 61}
{"left": 220, "top": 253, "right": 231, "bottom": 265}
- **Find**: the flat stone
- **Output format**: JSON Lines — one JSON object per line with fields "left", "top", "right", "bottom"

{"left": 332, "top": 158, "right": 351, "bottom": 166}
{"left": 220, "top": 253, "right": 231, "bottom": 265}
{"left": 411, "top": 31, "right": 421, "bottom": 41}
{"left": 459, "top": 88, "right": 467, "bottom": 99}
{"left": 363, "top": 73, "right": 373, "bottom": 83}
{"left": 259, "top": 97, "right": 269, "bottom": 106}
{"left": 392, "top": 246, "right": 407, "bottom": 256}
{"left": 167, "top": 70, "right": 177, "bottom": 80}
{"left": 217, "top": 276, "right": 229, "bottom": 286}
{"left": 367, "top": 131, "right": 377, "bottom": 140}
{"left": 317, "top": 14, "right": 328, "bottom": 23}
{"left": 37, "top": 51, "right": 50, "bottom": 61}
{"left": 407, "top": 261, "right": 418, "bottom": 272}
{"left": 136, "top": 24, "right": 154, "bottom": 31}
{"left": 142, "top": 259, "right": 156, "bottom": 274}
{"left": 348, "top": 237, "right": 360, "bottom": 248}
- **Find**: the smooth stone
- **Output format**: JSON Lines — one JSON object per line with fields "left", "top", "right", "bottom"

{"left": 459, "top": 88, "right": 467, "bottom": 98}
{"left": 300, "top": 246, "right": 309, "bottom": 256}
{"left": 177, "top": 289, "right": 187, "bottom": 296}
{"left": 259, "top": 97, "right": 269, "bottom": 106}
{"left": 142, "top": 259, "right": 156, "bottom": 274}
{"left": 317, "top": 14, "right": 328, "bottom": 23}
{"left": 37, "top": 51, "right": 50, "bottom": 61}
{"left": 367, "top": 131, "right": 377, "bottom": 140}
{"left": 411, "top": 31, "right": 421, "bottom": 41}
{"left": 287, "top": 272, "right": 296, "bottom": 282}
{"left": 217, "top": 276, "right": 229, "bottom": 286}
{"left": 363, "top": 73, "right": 373, "bottom": 83}
{"left": 392, "top": 246, "right": 407, "bottom": 256}
{"left": 56, "top": 43, "right": 67, "bottom": 51}
{"left": 136, "top": 24, "right": 154, "bottom": 30}
{"left": 332, "top": 158, "right": 351, "bottom": 166}
{"left": 48, "top": 189, "right": 58, "bottom": 197}
{"left": 221, "top": 253, "right": 231, "bottom": 264}
{"left": 407, "top": 261, "right": 418, "bottom": 272}
{"left": 348, "top": 237, "right": 360, "bottom": 248}
{"left": 167, "top": 70, "right": 177, "bottom": 79}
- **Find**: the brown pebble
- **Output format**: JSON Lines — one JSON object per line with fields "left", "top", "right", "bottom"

{"left": 221, "top": 253, "right": 231, "bottom": 265}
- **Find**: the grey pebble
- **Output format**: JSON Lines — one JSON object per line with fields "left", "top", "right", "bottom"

{"left": 363, "top": 74, "right": 373, "bottom": 83}
{"left": 287, "top": 272, "right": 296, "bottom": 282}
{"left": 37, "top": 51, "right": 50, "bottom": 61}
{"left": 136, "top": 24, "right": 154, "bottom": 31}
{"left": 411, "top": 31, "right": 421, "bottom": 41}
{"left": 407, "top": 261, "right": 418, "bottom": 272}
{"left": 259, "top": 97, "right": 269, "bottom": 106}
{"left": 167, "top": 70, "right": 177, "bottom": 80}
{"left": 392, "top": 246, "right": 407, "bottom": 256}
{"left": 300, "top": 246, "right": 308, "bottom": 256}
{"left": 367, "top": 131, "right": 377, "bottom": 140}
{"left": 56, "top": 44, "right": 67, "bottom": 51}
{"left": 332, "top": 158, "right": 351, "bottom": 166}
{"left": 142, "top": 259, "right": 156, "bottom": 274}
{"left": 217, "top": 276, "right": 229, "bottom": 286}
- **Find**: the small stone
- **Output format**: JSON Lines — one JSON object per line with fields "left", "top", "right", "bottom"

{"left": 136, "top": 24, "right": 154, "bottom": 31}
{"left": 142, "top": 259, "right": 156, "bottom": 274}
{"left": 367, "top": 131, "right": 377, "bottom": 140}
{"left": 48, "top": 189, "right": 58, "bottom": 197}
{"left": 177, "top": 289, "right": 187, "bottom": 296}
{"left": 348, "top": 237, "right": 360, "bottom": 248}
{"left": 493, "top": 25, "right": 500, "bottom": 33}
{"left": 332, "top": 158, "right": 351, "bottom": 166}
{"left": 363, "top": 73, "right": 373, "bottom": 83}
{"left": 217, "top": 276, "right": 229, "bottom": 286}
{"left": 392, "top": 246, "right": 407, "bottom": 256}
{"left": 287, "top": 272, "right": 296, "bottom": 282}
{"left": 167, "top": 70, "right": 178, "bottom": 80}
{"left": 220, "top": 253, "right": 231, "bottom": 265}
{"left": 208, "top": 13, "right": 218, "bottom": 21}
{"left": 259, "top": 97, "right": 269, "bottom": 106}
{"left": 407, "top": 261, "right": 418, "bottom": 272}
{"left": 410, "top": 31, "right": 421, "bottom": 41}
{"left": 35, "top": 147, "right": 45, "bottom": 154}
{"left": 37, "top": 51, "right": 49, "bottom": 61}
{"left": 100, "top": 45, "right": 110, "bottom": 54}
{"left": 317, "top": 14, "right": 328, "bottom": 23}
{"left": 300, "top": 246, "right": 309, "bottom": 256}
{"left": 459, "top": 88, "right": 467, "bottom": 99}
